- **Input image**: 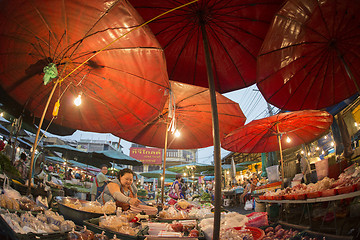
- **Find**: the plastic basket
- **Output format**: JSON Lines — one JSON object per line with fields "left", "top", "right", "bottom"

{"left": 258, "top": 195, "right": 266, "bottom": 200}
{"left": 245, "top": 212, "right": 268, "bottom": 228}
{"left": 284, "top": 194, "right": 294, "bottom": 200}
{"left": 233, "top": 226, "right": 265, "bottom": 240}
{"left": 321, "top": 188, "right": 336, "bottom": 197}
{"left": 306, "top": 191, "right": 322, "bottom": 199}
{"left": 293, "top": 193, "right": 306, "bottom": 200}
{"left": 336, "top": 185, "right": 355, "bottom": 195}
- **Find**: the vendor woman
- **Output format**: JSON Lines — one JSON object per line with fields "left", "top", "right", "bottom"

{"left": 98, "top": 168, "right": 141, "bottom": 210}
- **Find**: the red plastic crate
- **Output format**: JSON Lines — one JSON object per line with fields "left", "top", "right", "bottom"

{"left": 273, "top": 195, "right": 283, "bottom": 200}
{"left": 284, "top": 194, "right": 294, "bottom": 200}
{"left": 306, "top": 191, "right": 322, "bottom": 199}
{"left": 293, "top": 193, "right": 306, "bottom": 200}
{"left": 336, "top": 185, "right": 355, "bottom": 195}
{"left": 321, "top": 188, "right": 336, "bottom": 197}
{"left": 259, "top": 195, "right": 266, "bottom": 200}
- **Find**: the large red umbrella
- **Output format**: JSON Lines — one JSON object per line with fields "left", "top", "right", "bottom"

{"left": 117, "top": 80, "right": 246, "bottom": 149}
{"left": 130, "top": 1, "right": 283, "bottom": 237}
{"left": 222, "top": 110, "right": 333, "bottom": 185}
{"left": 0, "top": 0, "right": 170, "bottom": 193}
{"left": 131, "top": 0, "right": 283, "bottom": 94}
{"left": 257, "top": 0, "right": 360, "bottom": 111}
{"left": 0, "top": 0, "right": 169, "bottom": 133}
{"left": 116, "top": 80, "right": 246, "bottom": 203}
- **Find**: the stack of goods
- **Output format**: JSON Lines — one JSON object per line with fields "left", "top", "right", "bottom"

{"left": 159, "top": 199, "right": 210, "bottom": 219}
{"left": 0, "top": 194, "right": 45, "bottom": 212}
{"left": 64, "top": 200, "right": 116, "bottom": 214}
{"left": 98, "top": 214, "right": 139, "bottom": 235}
{"left": 262, "top": 224, "right": 299, "bottom": 240}
{"left": 68, "top": 227, "right": 120, "bottom": 240}
{"left": 130, "top": 204, "right": 158, "bottom": 215}
{"left": 261, "top": 165, "right": 360, "bottom": 200}
{"left": 1, "top": 210, "right": 75, "bottom": 234}
{"left": 146, "top": 220, "right": 199, "bottom": 238}
{"left": 199, "top": 212, "right": 249, "bottom": 239}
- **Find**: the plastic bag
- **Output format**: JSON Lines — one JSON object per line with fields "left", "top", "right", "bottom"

{"left": 3, "top": 176, "right": 21, "bottom": 200}
{"left": 244, "top": 200, "right": 253, "bottom": 210}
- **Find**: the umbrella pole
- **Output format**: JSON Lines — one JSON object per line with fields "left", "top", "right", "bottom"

{"left": 27, "top": 80, "right": 59, "bottom": 194}
{"left": 161, "top": 121, "right": 170, "bottom": 205}
{"left": 276, "top": 124, "right": 285, "bottom": 188}
{"left": 201, "top": 24, "right": 222, "bottom": 240}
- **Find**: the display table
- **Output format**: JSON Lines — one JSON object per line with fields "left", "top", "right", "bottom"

{"left": 256, "top": 190, "right": 360, "bottom": 235}
{"left": 222, "top": 188, "right": 244, "bottom": 206}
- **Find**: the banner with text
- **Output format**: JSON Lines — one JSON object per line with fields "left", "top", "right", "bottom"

{"left": 129, "top": 147, "right": 162, "bottom": 165}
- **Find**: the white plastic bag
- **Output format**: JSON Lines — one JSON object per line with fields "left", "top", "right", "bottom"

{"left": 244, "top": 200, "right": 253, "bottom": 210}
{"left": 3, "top": 176, "right": 21, "bottom": 200}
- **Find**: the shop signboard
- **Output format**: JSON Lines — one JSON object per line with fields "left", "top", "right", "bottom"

{"left": 130, "top": 147, "right": 162, "bottom": 165}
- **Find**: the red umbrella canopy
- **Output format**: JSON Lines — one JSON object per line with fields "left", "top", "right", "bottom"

{"left": 222, "top": 110, "right": 333, "bottom": 153}
{"left": 130, "top": 0, "right": 284, "bottom": 93}
{"left": 116, "top": 80, "right": 246, "bottom": 149}
{"left": 0, "top": 0, "right": 169, "bottom": 133}
{"left": 257, "top": 0, "right": 360, "bottom": 110}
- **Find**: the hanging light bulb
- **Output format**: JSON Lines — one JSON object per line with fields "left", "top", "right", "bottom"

{"left": 322, "top": 150, "right": 325, "bottom": 154}
{"left": 74, "top": 94, "right": 82, "bottom": 106}
{"left": 183, "top": 173, "right": 187, "bottom": 176}
{"left": 174, "top": 129, "right": 180, "bottom": 138}
{"left": 301, "top": 150, "right": 304, "bottom": 154}
{"left": 0, "top": 112, "right": 3, "bottom": 117}
{"left": 324, "top": 136, "right": 327, "bottom": 139}
{"left": 286, "top": 137, "right": 291, "bottom": 143}
{"left": 316, "top": 147, "right": 320, "bottom": 150}
{"left": 355, "top": 122, "right": 358, "bottom": 127}
{"left": 331, "top": 142, "right": 335, "bottom": 147}
{"left": 307, "top": 152, "right": 311, "bottom": 156}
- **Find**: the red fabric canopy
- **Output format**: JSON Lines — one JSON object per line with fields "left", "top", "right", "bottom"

{"left": 0, "top": 0, "right": 169, "bottom": 133}
{"left": 116, "top": 80, "right": 246, "bottom": 149}
{"left": 131, "top": 0, "right": 284, "bottom": 93}
{"left": 257, "top": 0, "right": 360, "bottom": 110}
{"left": 222, "top": 110, "right": 333, "bottom": 153}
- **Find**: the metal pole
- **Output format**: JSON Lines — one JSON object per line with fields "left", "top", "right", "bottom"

{"left": 27, "top": 80, "right": 59, "bottom": 194}
{"left": 201, "top": 23, "right": 222, "bottom": 240}
{"left": 161, "top": 121, "right": 170, "bottom": 205}
{"left": 276, "top": 124, "right": 285, "bottom": 188}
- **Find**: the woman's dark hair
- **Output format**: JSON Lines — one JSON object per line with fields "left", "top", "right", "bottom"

{"left": 100, "top": 164, "right": 108, "bottom": 169}
{"left": 118, "top": 168, "right": 134, "bottom": 179}
{"left": 20, "top": 153, "right": 27, "bottom": 160}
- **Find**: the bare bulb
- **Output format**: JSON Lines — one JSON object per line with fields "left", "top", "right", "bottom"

{"left": 74, "top": 94, "right": 82, "bottom": 106}
{"left": 286, "top": 137, "right": 291, "bottom": 143}
{"left": 174, "top": 129, "right": 180, "bottom": 138}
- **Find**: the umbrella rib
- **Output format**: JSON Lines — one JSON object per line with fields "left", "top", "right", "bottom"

{"left": 263, "top": 44, "right": 330, "bottom": 109}
{"left": 67, "top": 0, "right": 122, "bottom": 59}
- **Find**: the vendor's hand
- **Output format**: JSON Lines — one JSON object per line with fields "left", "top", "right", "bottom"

{"left": 130, "top": 198, "right": 141, "bottom": 206}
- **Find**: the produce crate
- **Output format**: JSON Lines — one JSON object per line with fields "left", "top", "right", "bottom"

{"left": 306, "top": 191, "right": 322, "bottom": 199}
{"left": 258, "top": 195, "right": 266, "bottom": 200}
{"left": 335, "top": 185, "right": 356, "bottom": 195}
{"left": 290, "top": 230, "right": 353, "bottom": 240}
{"left": 293, "top": 193, "right": 306, "bottom": 200}
{"left": 284, "top": 194, "right": 295, "bottom": 200}
{"left": 321, "top": 188, "right": 336, "bottom": 197}
{"left": 83, "top": 217, "right": 142, "bottom": 240}
{"left": 0, "top": 212, "right": 69, "bottom": 240}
